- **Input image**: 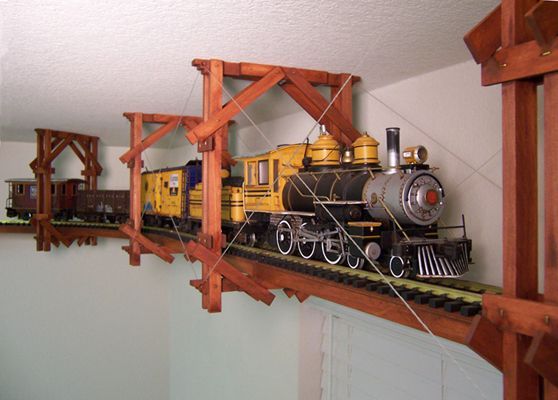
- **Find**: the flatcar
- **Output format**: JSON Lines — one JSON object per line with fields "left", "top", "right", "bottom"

{"left": 5, "top": 178, "right": 85, "bottom": 220}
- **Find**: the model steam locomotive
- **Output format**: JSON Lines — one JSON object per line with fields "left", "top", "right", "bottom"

{"left": 5, "top": 128, "right": 471, "bottom": 279}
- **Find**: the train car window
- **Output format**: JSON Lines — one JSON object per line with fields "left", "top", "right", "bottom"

{"left": 247, "top": 162, "right": 256, "bottom": 185}
{"left": 144, "top": 182, "right": 148, "bottom": 191}
{"left": 258, "top": 160, "right": 269, "bottom": 185}
{"left": 79, "top": 183, "right": 85, "bottom": 191}
{"left": 72, "top": 184, "right": 77, "bottom": 195}
{"left": 51, "top": 184, "right": 56, "bottom": 195}
{"left": 164, "top": 181, "right": 169, "bottom": 188}
{"left": 61, "top": 185, "right": 66, "bottom": 195}
{"left": 16, "top": 184, "right": 24, "bottom": 195}
{"left": 273, "top": 159, "right": 279, "bottom": 192}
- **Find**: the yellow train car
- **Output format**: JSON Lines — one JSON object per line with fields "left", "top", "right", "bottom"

{"left": 141, "top": 161, "right": 202, "bottom": 225}
{"left": 188, "top": 178, "right": 246, "bottom": 224}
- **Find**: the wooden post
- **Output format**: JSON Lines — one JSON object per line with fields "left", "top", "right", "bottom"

{"left": 500, "top": 0, "right": 539, "bottom": 399}
{"left": 129, "top": 113, "right": 142, "bottom": 266}
{"left": 35, "top": 131, "right": 45, "bottom": 251}
{"left": 43, "top": 129, "right": 52, "bottom": 251}
{"left": 544, "top": 71, "right": 558, "bottom": 398}
{"left": 200, "top": 59, "right": 224, "bottom": 312}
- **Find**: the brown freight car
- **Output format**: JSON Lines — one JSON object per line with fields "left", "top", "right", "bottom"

{"left": 75, "top": 190, "right": 129, "bottom": 223}
{"left": 5, "top": 178, "right": 85, "bottom": 220}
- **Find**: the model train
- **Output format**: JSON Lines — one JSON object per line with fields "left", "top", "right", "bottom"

{"left": 5, "top": 128, "right": 471, "bottom": 279}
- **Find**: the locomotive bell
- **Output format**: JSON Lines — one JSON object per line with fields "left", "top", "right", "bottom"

{"left": 341, "top": 148, "right": 354, "bottom": 165}
{"left": 352, "top": 132, "right": 379, "bottom": 165}
{"left": 311, "top": 125, "right": 340, "bottom": 167}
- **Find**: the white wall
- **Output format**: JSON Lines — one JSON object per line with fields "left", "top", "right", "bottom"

{"left": 0, "top": 139, "right": 302, "bottom": 400}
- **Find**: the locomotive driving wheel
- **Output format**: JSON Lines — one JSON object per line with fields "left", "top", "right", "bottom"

{"left": 297, "top": 222, "right": 316, "bottom": 259}
{"left": 276, "top": 219, "right": 295, "bottom": 255}
{"left": 346, "top": 254, "right": 365, "bottom": 269}
{"left": 320, "top": 229, "right": 345, "bottom": 265}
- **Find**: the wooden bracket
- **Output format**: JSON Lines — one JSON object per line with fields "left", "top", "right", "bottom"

{"left": 185, "top": 67, "right": 286, "bottom": 145}
{"left": 197, "top": 232, "right": 213, "bottom": 249}
{"left": 525, "top": 0, "right": 558, "bottom": 53}
{"left": 119, "top": 117, "right": 181, "bottom": 164}
{"left": 185, "top": 241, "right": 275, "bottom": 306}
{"left": 465, "top": 314, "right": 503, "bottom": 371}
{"left": 464, "top": 5, "right": 502, "bottom": 64}
{"left": 31, "top": 216, "right": 72, "bottom": 248}
{"left": 197, "top": 135, "right": 215, "bottom": 152}
{"left": 190, "top": 278, "right": 240, "bottom": 294}
{"left": 483, "top": 294, "right": 558, "bottom": 337}
{"left": 283, "top": 288, "right": 310, "bottom": 303}
{"left": 525, "top": 332, "right": 558, "bottom": 387}
{"left": 119, "top": 224, "right": 174, "bottom": 263}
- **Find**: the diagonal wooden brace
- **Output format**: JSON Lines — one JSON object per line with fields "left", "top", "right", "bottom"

{"left": 185, "top": 241, "right": 275, "bottom": 306}
{"left": 463, "top": 5, "right": 502, "bottom": 64}
{"left": 190, "top": 278, "right": 240, "bottom": 294}
{"left": 76, "top": 138, "right": 103, "bottom": 174}
{"left": 119, "top": 117, "right": 181, "bottom": 164}
{"left": 42, "top": 136, "right": 73, "bottom": 167}
{"left": 282, "top": 68, "right": 361, "bottom": 144}
{"left": 525, "top": 0, "right": 558, "bottom": 53}
{"left": 32, "top": 215, "right": 72, "bottom": 247}
{"left": 525, "top": 332, "right": 558, "bottom": 387}
{"left": 119, "top": 224, "right": 174, "bottom": 263}
{"left": 186, "top": 67, "right": 285, "bottom": 145}
{"left": 465, "top": 314, "right": 503, "bottom": 371}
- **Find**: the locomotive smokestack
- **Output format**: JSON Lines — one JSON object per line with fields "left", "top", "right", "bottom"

{"left": 386, "top": 127, "right": 400, "bottom": 173}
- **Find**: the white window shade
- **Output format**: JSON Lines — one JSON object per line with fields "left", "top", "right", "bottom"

{"left": 315, "top": 301, "right": 502, "bottom": 400}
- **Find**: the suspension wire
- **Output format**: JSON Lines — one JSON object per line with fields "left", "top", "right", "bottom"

{"left": 189, "top": 57, "right": 488, "bottom": 398}
{"left": 359, "top": 87, "right": 502, "bottom": 190}
{"left": 137, "top": 73, "right": 201, "bottom": 278}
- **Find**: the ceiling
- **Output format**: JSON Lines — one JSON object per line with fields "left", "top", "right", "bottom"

{"left": 0, "top": 0, "right": 498, "bottom": 147}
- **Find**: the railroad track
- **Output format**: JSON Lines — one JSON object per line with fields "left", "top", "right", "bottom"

{"left": 2, "top": 219, "right": 500, "bottom": 317}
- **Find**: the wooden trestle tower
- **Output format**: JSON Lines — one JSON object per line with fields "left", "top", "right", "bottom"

{"left": 464, "top": 0, "right": 558, "bottom": 399}
{"left": 119, "top": 59, "right": 362, "bottom": 312}
{"left": 30, "top": 129, "right": 102, "bottom": 250}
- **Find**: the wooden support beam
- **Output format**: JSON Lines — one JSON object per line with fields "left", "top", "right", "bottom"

{"left": 185, "top": 241, "right": 275, "bottom": 306}
{"left": 525, "top": 0, "right": 558, "bottom": 52}
{"left": 465, "top": 315, "right": 504, "bottom": 371}
{"left": 119, "top": 224, "right": 174, "bottom": 263}
{"left": 500, "top": 1, "right": 540, "bottom": 398}
{"left": 186, "top": 67, "right": 285, "bottom": 144}
{"left": 282, "top": 68, "right": 361, "bottom": 144}
{"left": 544, "top": 71, "right": 558, "bottom": 400}
{"left": 192, "top": 59, "right": 360, "bottom": 86}
{"left": 525, "top": 333, "right": 558, "bottom": 388}
{"left": 482, "top": 38, "right": 558, "bottom": 85}
{"left": 464, "top": 5, "right": 502, "bottom": 64}
{"left": 283, "top": 288, "right": 309, "bottom": 303}
{"left": 199, "top": 59, "right": 225, "bottom": 312}
{"left": 123, "top": 112, "right": 203, "bottom": 126}
{"left": 127, "top": 113, "right": 142, "bottom": 266}
{"left": 119, "top": 117, "right": 180, "bottom": 164}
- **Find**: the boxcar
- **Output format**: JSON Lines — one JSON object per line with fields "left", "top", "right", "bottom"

{"left": 141, "top": 160, "right": 202, "bottom": 227}
{"left": 5, "top": 178, "right": 85, "bottom": 220}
